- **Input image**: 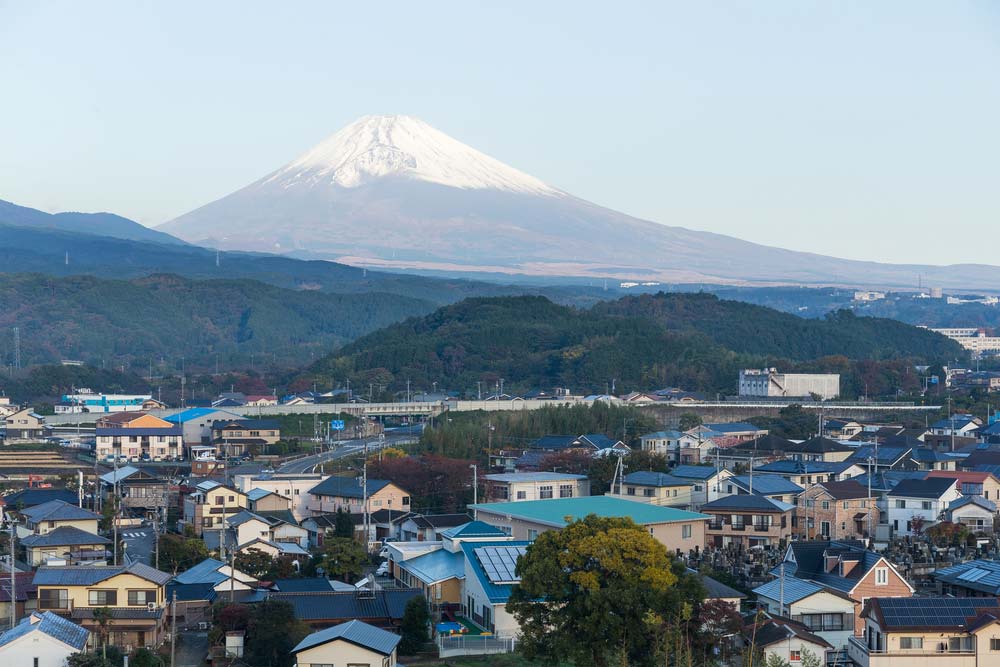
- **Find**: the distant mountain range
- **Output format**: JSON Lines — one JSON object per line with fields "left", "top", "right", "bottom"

{"left": 160, "top": 115, "right": 1000, "bottom": 290}
{"left": 0, "top": 199, "right": 184, "bottom": 246}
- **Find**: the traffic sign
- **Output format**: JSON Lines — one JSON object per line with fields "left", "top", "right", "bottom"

{"left": 331, "top": 420, "right": 345, "bottom": 431}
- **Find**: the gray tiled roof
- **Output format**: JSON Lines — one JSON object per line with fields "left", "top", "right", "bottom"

{"left": 22, "top": 500, "right": 100, "bottom": 523}
{"left": 21, "top": 526, "right": 111, "bottom": 548}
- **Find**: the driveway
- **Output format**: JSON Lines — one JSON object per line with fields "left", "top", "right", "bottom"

{"left": 174, "top": 631, "right": 209, "bottom": 667}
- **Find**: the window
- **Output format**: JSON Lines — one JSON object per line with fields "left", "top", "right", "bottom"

{"left": 694, "top": 485, "right": 703, "bottom": 492}
{"left": 39, "top": 589, "right": 69, "bottom": 610}
{"left": 861, "top": 500, "right": 868, "bottom": 508}
{"left": 990, "top": 638, "right": 1000, "bottom": 650}
{"left": 900, "top": 637, "right": 923, "bottom": 649}
{"left": 682, "top": 524, "right": 692, "bottom": 539}
{"left": 402, "top": 497, "right": 410, "bottom": 505}
{"left": 559, "top": 484, "right": 574, "bottom": 498}
{"left": 643, "top": 488, "right": 655, "bottom": 497}
{"left": 626, "top": 487, "right": 636, "bottom": 496}
{"left": 214, "top": 496, "right": 224, "bottom": 506}
{"left": 527, "top": 529, "right": 538, "bottom": 540}
{"left": 821, "top": 501, "right": 830, "bottom": 510}
{"left": 539, "top": 485, "right": 553, "bottom": 499}
{"left": 843, "top": 501, "right": 849, "bottom": 509}
{"left": 128, "top": 590, "right": 157, "bottom": 605}
{"left": 875, "top": 567, "right": 888, "bottom": 586}
{"left": 789, "top": 650, "right": 801, "bottom": 662}
{"left": 922, "top": 501, "right": 932, "bottom": 510}
{"left": 88, "top": 590, "right": 118, "bottom": 605}
{"left": 516, "top": 491, "right": 526, "bottom": 500}
{"left": 895, "top": 500, "right": 905, "bottom": 509}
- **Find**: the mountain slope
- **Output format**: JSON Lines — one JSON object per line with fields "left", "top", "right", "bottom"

{"left": 310, "top": 294, "right": 959, "bottom": 396}
{"left": 593, "top": 292, "right": 962, "bottom": 361}
{"left": 0, "top": 199, "right": 185, "bottom": 245}
{"left": 161, "top": 115, "right": 1000, "bottom": 290}
{"left": 0, "top": 273, "right": 432, "bottom": 368}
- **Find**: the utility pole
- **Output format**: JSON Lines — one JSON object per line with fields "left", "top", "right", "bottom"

{"left": 779, "top": 561, "right": 785, "bottom": 617}
{"left": 7, "top": 512, "right": 15, "bottom": 630}
{"left": 362, "top": 441, "right": 370, "bottom": 552}
{"left": 470, "top": 464, "right": 478, "bottom": 506}
{"left": 112, "top": 455, "right": 120, "bottom": 566}
{"left": 170, "top": 592, "right": 177, "bottom": 667}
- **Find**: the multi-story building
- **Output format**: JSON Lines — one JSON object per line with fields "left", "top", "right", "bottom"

{"left": 930, "top": 328, "right": 1000, "bottom": 355}
{"left": 668, "top": 465, "right": 735, "bottom": 509}
{"left": 18, "top": 500, "right": 109, "bottom": 566}
{"left": 33, "top": 562, "right": 172, "bottom": 651}
{"left": 210, "top": 418, "right": 281, "bottom": 456}
{"left": 606, "top": 472, "right": 695, "bottom": 508}
{"left": 54, "top": 391, "right": 155, "bottom": 414}
{"left": 3, "top": 408, "right": 46, "bottom": 441}
{"left": 848, "top": 597, "right": 1000, "bottom": 667}
{"left": 886, "top": 477, "right": 962, "bottom": 536}
{"left": 182, "top": 480, "right": 248, "bottom": 536}
{"left": 163, "top": 408, "right": 241, "bottom": 447}
{"left": 752, "top": 460, "right": 866, "bottom": 487}
{"left": 639, "top": 430, "right": 713, "bottom": 464}
{"left": 94, "top": 412, "right": 182, "bottom": 462}
{"left": 699, "top": 494, "right": 793, "bottom": 548}
{"left": 99, "top": 466, "right": 170, "bottom": 514}
{"left": 484, "top": 472, "right": 590, "bottom": 502}
{"left": 307, "top": 476, "right": 411, "bottom": 516}
{"left": 739, "top": 368, "right": 840, "bottom": 400}
{"left": 796, "top": 480, "right": 878, "bottom": 541}
{"left": 234, "top": 473, "right": 326, "bottom": 521}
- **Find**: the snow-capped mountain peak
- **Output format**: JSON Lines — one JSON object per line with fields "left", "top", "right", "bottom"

{"left": 265, "top": 114, "right": 559, "bottom": 196}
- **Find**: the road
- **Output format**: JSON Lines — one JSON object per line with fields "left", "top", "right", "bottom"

{"left": 121, "top": 526, "right": 157, "bottom": 567}
{"left": 278, "top": 428, "right": 421, "bottom": 474}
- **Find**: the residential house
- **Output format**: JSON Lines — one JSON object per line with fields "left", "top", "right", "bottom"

{"left": 20, "top": 528, "right": 110, "bottom": 567}
{"left": 182, "top": 480, "right": 248, "bottom": 536}
{"left": 932, "top": 559, "right": 1000, "bottom": 597}
{"left": 945, "top": 496, "right": 997, "bottom": 532}
{"left": 94, "top": 412, "right": 182, "bottom": 462}
{"left": 729, "top": 435, "right": 854, "bottom": 463}
{"left": 33, "top": 562, "right": 172, "bottom": 650}
{"left": 925, "top": 470, "right": 1000, "bottom": 502}
{"left": 823, "top": 419, "right": 864, "bottom": 439}
{"left": 778, "top": 540, "right": 914, "bottom": 636}
{"left": 227, "top": 510, "right": 308, "bottom": 550}
{"left": 2, "top": 488, "right": 78, "bottom": 510}
{"left": 668, "top": 465, "right": 735, "bottom": 509}
{"left": 910, "top": 447, "right": 960, "bottom": 470}
{"left": 527, "top": 434, "right": 631, "bottom": 455}
{"left": 484, "top": 472, "right": 590, "bottom": 502}
{"left": 688, "top": 422, "right": 768, "bottom": 449}
{"left": 847, "top": 445, "right": 918, "bottom": 472}
{"left": 246, "top": 488, "right": 292, "bottom": 514}
{"left": 639, "top": 430, "right": 713, "bottom": 464}
{"left": 237, "top": 537, "right": 310, "bottom": 560}
{"left": 291, "top": 620, "right": 400, "bottom": 667}
{"left": 744, "top": 616, "right": 832, "bottom": 666}
{"left": 0, "top": 611, "right": 89, "bottom": 667}
{"left": 847, "top": 597, "right": 1000, "bottom": 667}
{"left": 795, "top": 480, "right": 878, "bottom": 541}
{"left": 886, "top": 477, "right": 962, "bottom": 536}
{"left": 166, "top": 558, "right": 259, "bottom": 625}
{"left": 461, "top": 539, "right": 531, "bottom": 636}
{"left": 692, "top": 569, "right": 746, "bottom": 610}
{"left": 700, "top": 494, "right": 793, "bottom": 548}
{"left": 211, "top": 418, "right": 281, "bottom": 456}
{"left": 19, "top": 500, "right": 100, "bottom": 536}
{"left": 234, "top": 473, "right": 327, "bottom": 520}
{"left": 753, "top": 577, "right": 856, "bottom": 649}
{"left": 99, "top": 466, "right": 170, "bottom": 514}
{"left": 3, "top": 409, "right": 46, "bottom": 441}
{"left": 243, "top": 395, "right": 278, "bottom": 407}
{"left": 730, "top": 475, "right": 803, "bottom": 506}
{"left": 307, "top": 477, "right": 410, "bottom": 516}
{"left": 398, "top": 514, "right": 472, "bottom": 542}
{"left": 0, "top": 398, "right": 17, "bottom": 419}
{"left": 472, "top": 496, "right": 709, "bottom": 554}
{"left": 752, "top": 460, "right": 865, "bottom": 487}
{"left": 606, "top": 471, "right": 695, "bottom": 508}
{"left": 930, "top": 414, "right": 983, "bottom": 437}
{"left": 0, "top": 572, "right": 37, "bottom": 623}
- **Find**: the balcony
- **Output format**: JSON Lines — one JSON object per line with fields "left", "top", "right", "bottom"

{"left": 848, "top": 636, "right": 976, "bottom": 667}
{"left": 753, "top": 524, "right": 772, "bottom": 532}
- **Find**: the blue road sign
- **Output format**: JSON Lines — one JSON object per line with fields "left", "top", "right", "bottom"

{"left": 331, "top": 420, "right": 345, "bottom": 431}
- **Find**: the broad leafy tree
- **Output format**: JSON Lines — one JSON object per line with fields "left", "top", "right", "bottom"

{"left": 399, "top": 595, "right": 430, "bottom": 654}
{"left": 320, "top": 537, "right": 367, "bottom": 582}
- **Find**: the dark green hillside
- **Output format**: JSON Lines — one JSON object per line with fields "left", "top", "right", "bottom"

{"left": 0, "top": 273, "right": 432, "bottom": 368}
{"left": 592, "top": 292, "right": 963, "bottom": 360}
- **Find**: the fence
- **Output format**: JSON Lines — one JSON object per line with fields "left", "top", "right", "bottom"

{"left": 437, "top": 635, "right": 517, "bottom": 658}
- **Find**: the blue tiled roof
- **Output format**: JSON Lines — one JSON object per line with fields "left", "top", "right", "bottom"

{"left": 0, "top": 611, "right": 89, "bottom": 650}
{"left": 848, "top": 445, "right": 911, "bottom": 465}
{"left": 34, "top": 562, "right": 170, "bottom": 587}
{"left": 668, "top": 465, "right": 720, "bottom": 480}
{"left": 753, "top": 460, "right": 856, "bottom": 475}
{"left": 269, "top": 589, "right": 420, "bottom": 622}
{"left": 934, "top": 559, "right": 1000, "bottom": 595}
{"left": 700, "top": 494, "right": 794, "bottom": 513}
{"left": 22, "top": 500, "right": 100, "bottom": 523}
{"left": 309, "top": 476, "right": 390, "bottom": 499}
{"left": 623, "top": 471, "right": 693, "bottom": 487}
{"left": 2, "top": 488, "right": 78, "bottom": 508}
{"left": 247, "top": 488, "right": 285, "bottom": 501}
{"left": 293, "top": 619, "right": 401, "bottom": 656}
{"left": 95, "top": 427, "right": 182, "bottom": 436}
{"left": 949, "top": 495, "right": 996, "bottom": 512}
{"left": 460, "top": 540, "right": 532, "bottom": 604}
{"left": 399, "top": 549, "right": 465, "bottom": 585}
{"left": 172, "top": 558, "right": 228, "bottom": 586}
{"left": 753, "top": 577, "right": 823, "bottom": 604}
{"left": 273, "top": 578, "right": 336, "bottom": 593}
{"left": 441, "top": 521, "right": 507, "bottom": 539}
{"left": 21, "top": 526, "right": 110, "bottom": 548}
{"left": 731, "top": 475, "right": 803, "bottom": 496}
{"left": 166, "top": 582, "right": 217, "bottom": 602}
{"left": 701, "top": 422, "right": 762, "bottom": 433}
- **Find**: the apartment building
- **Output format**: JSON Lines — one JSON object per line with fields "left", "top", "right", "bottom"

{"left": 307, "top": 476, "right": 411, "bottom": 516}
{"left": 606, "top": 472, "right": 694, "bottom": 508}
{"left": 699, "top": 494, "right": 793, "bottom": 548}
{"left": 234, "top": 473, "right": 326, "bottom": 520}
{"left": 182, "top": 480, "right": 248, "bottom": 536}
{"left": 796, "top": 480, "right": 878, "bottom": 541}
{"left": 483, "top": 472, "right": 590, "bottom": 502}
{"left": 94, "top": 412, "right": 182, "bottom": 462}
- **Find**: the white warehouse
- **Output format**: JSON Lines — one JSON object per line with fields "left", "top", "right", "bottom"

{"left": 739, "top": 369, "right": 840, "bottom": 400}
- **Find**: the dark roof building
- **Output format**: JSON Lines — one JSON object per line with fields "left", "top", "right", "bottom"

{"left": 309, "top": 477, "right": 391, "bottom": 499}
{"left": 266, "top": 589, "right": 422, "bottom": 629}
{"left": 292, "top": 619, "right": 401, "bottom": 657}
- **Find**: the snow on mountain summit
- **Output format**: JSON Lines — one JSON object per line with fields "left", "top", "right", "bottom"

{"left": 264, "top": 115, "right": 560, "bottom": 196}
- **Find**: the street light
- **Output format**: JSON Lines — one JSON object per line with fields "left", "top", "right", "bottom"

{"left": 469, "top": 464, "right": 478, "bottom": 509}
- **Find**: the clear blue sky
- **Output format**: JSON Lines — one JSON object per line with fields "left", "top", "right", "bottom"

{"left": 1, "top": 1, "right": 998, "bottom": 264}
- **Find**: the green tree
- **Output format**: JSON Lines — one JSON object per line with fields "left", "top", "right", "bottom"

{"left": 92, "top": 606, "right": 113, "bottom": 660}
{"left": 68, "top": 655, "right": 113, "bottom": 667}
{"left": 130, "top": 648, "right": 163, "bottom": 667}
{"left": 157, "top": 532, "right": 209, "bottom": 574}
{"left": 800, "top": 647, "right": 823, "bottom": 667}
{"left": 507, "top": 514, "right": 680, "bottom": 667}
{"left": 320, "top": 537, "right": 367, "bottom": 582}
{"left": 334, "top": 507, "right": 355, "bottom": 539}
{"left": 244, "top": 600, "right": 309, "bottom": 667}
{"left": 678, "top": 412, "right": 703, "bottom": 431}
{"left": 235, "top": 547, "right": 273, "bottom": 579}
{"left": 399, "top": 595, "right": 430, "bottom": 655}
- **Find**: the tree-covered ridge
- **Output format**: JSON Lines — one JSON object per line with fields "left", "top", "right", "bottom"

{"left": 593, "top": 292, "right": 963, "bottom": 361}
{"left": 311, "top": 293, "right": 959, "bottom": 397}
{"left": 0, "top": 273, "right": 433, "bottom": 368}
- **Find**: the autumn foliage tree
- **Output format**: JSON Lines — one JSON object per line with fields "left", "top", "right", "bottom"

{"left": 368, "top": 454, "right": 473, "bottom": 512}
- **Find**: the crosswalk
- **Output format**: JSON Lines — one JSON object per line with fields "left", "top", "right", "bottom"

{"left": 122, "top": 531, "right": 148, "bottom": 539}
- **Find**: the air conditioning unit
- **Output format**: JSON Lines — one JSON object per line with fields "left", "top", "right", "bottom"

{"left": 198, "top": 622, "right": 209, "bottom": 630}
{"left": 147, "top": 602, "right": 157, "bottom": 611}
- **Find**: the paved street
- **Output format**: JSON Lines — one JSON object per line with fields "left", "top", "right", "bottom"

{"left": 174, "top": 631, "right": 209, "bottom": 667}
{"left": 121, "top": 527, "right": 157, "bottom": 567}
{"left": 278, "top": 428, "right": 421, "bottom": 473}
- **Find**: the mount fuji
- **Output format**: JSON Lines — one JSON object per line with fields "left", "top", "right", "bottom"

{"left": 160, "top": 115, "right": 1000, "bottom": 289}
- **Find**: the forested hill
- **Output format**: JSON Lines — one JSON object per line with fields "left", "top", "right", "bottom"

{"left": 0, "top": 273, "right": 432, "bottom": 368}
{"left": 592, "top": 292, "right": 963, "bottom": 361}
{"left": 309, "top": 294, "right": 963, "bottom": 397}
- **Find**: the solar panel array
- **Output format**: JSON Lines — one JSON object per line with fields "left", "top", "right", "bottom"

{"left": 877, "top": 597, "right": 1000, "bottom": 629}
{"left": 474, "top": 546, "right": 527, "bottom": 584}
{"left": 958, "top": 567, "right": 989, "bottom": 583}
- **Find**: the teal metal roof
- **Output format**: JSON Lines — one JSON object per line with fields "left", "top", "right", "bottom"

{"left": 471, "top": 496, "right": 709, "bottom": 528}
{"left": 399, "top": 548, "right": 465, "bottom": 585}
{"left": 441, "top": 521, "right": 507, "bottom": 539}
{"left": 460, "top": 540, "right": 532, "bottom": 604}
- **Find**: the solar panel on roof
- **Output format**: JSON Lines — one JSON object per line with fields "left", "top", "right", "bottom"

{"left": 474, "top": 546, "right": 526, "bottom": 584}
{"left": 958, "top": 567, "right": 990, "bottom": 582}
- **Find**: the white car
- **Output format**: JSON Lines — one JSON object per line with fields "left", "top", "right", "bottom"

{"left": 375, "top": 561, "right": 389, "bottom": 577}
